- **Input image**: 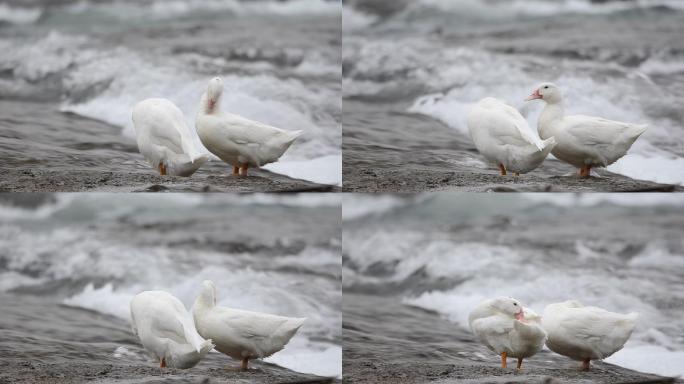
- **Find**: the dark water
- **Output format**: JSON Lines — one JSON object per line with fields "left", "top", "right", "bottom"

{"left": 342, "top": 194, "right": 684, "bottom": 378}
{"left": 343, "top": 0, "right": 684, "bottom": 189}
{"left": 0, "top": 194, "right": 342, "bottom": 377}
{"left": 0, "top": 0, "right": 342, "bottom": 186}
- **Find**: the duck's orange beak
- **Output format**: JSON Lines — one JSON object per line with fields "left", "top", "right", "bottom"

{"left": 525, "top": 89, "right": 542, "bottom": 101}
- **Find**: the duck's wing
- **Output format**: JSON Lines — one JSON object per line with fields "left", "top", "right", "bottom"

{"left": 133, "top": 100, "right": 182, "bottom": 153}
{"left": 167, "top": 298, "right": 207, "bottom": 353}
{"left": 563, "top": 115, "right": 647, "bottom": 147}
{"left": 215, "top": 114, "right": 291, "bottom": 145}
{"left": 497, "top": 102, "right": 545, "bottom": 150}
{"left": 474, "top": 99, "right": 544, "bottom": 150}
{"left": 172, "top": 120, "right": 206, "bottom": 162}
{"left": 557, "top": 307, "right": 637, "bottom": 357}
{"left": 471, "top": 315, "right": 514, "bottom": 353}
{"left": 214, "top": 308, "right": 304, "bottom": 340}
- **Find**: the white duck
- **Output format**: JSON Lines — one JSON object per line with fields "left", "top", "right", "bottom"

{"left": 469, "top": 297, "right": 547, "bottom": 369}
{"left": 132, "top": 98, "right": 210, "bottom": 176}
{"left": 195, "top": 77, "right": 302, "bottom": 177}
{"left": 542, "top": 300, "right": 638, "bottom": 371}
{"left": 130, "top": 291, "right": 214, "bottom": 369}
{"left": 467, "top": 97, "right": 556, "bottom": 176}
{"left": 526, "top": 83, "right": 648, "bottom": 178}
{"left": 192, "top": 280, "right": 306, "bottom": 370}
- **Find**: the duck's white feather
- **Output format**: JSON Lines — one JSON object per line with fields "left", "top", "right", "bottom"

{"left": 468, "top": 98, "right": 556, "bottom": 173}
{"left": 197, "top": 112, "right": 302, "bottom": 167}
{"left": 132, "top": 98, "right": 209, "bottom": 176}
{"left": 535, "top": 84, "right": 647, "bottom": 169}
{"left": 130, "top": 291, "right": 214, "bottom": 369}
{"left": 195, "top": 78, "right": 302, "bottom": 168}
{"left": 469, "top": 298, "right": 547, "bottom": 359}
{"left": 193, "top": 280, "right": 304, "bottom": 361}
{"left": 542, "top": 300, "right": 638, "bottom": 361}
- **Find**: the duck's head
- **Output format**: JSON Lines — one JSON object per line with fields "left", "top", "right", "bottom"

{"left": 526, "top": 82, "right": 562, "bottom": 104}
{"left": 491, "top": 297, "right": 526, "bottom": 321}
{"left": 197, "top": 280, "right": 217, "bottom": 307}
{"left": 204, "top": 77, "right": 224, "bottom": 113}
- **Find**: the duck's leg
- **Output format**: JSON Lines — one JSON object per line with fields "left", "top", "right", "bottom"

{"left": 498, "top": 164, "right": 507, "bottom": 176}
{"left": 158, "top": 163, "right": 167, "bottom": 176}
{"left": 239, "top": 163, "right": 249, "bottom": 177}
{"left": 579, "top": 165, "right": 590, "bottom": 178}
{"left": 580, "top": 358, "right": 590, "bottom": 371}
{"left": 232, "top": 165, "right": 240, "bottom": 176}
{"left": 500, "top": 351, "right": 507, "bottom": 368}
{"left": 514, "top": 172, "right": 520, "bottom": 177}
{"left": 159, "top": 358, "right": 166, "bottom": 368}
{"left": 517, "top": 357, "right": 523, "bottom": 370}
{"left": 241, "top": 357, "right": 249, "bottom": 371}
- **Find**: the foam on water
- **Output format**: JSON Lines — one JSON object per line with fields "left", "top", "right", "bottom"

{"left": 61, "top": 0, "right": 340, "bottom": 22}
{"left": 342, "top": 5, "right": 377, "bottom": 31}
{"left": 523, "top": 193, "right": 684, "bottom": 207}
{"left": 0, "top": 194, "right": 342, "bottom": 375}
{"left": 0, "top": 4, "right": 42, "bottom": 24}
{"left": 342, "top": 194, "right": 418, "bottom": 221}
{"left": 264, "top": 154, "right": 342, "bottom": 186}
{"left": 0, "top": 195, "right": 77, "bottom": 220}
{"left": 343, "top": 194, "right": 684, "bottom": 377}
{"left": 398, "top": 240, "right": 684, "bottom": 378}
{"left": 265, "top": 337, "right": 342, "bottom": 377}
{"left": 403, "top": 0, "right": 684, "bottom": 19}
{"left": 0, "top": 30, "right": 340, "bottom": 184}
{"left": 606, "top": 344, "right": 684, "bottom": 378}
{"left": 394, "top": 47, "right": 684, "bottom": 185}
{"left": 62, "top": 266, "right": 341, "bottom": 376}
{"left": 345, "top": 2, "right": 684, "bottom": 186}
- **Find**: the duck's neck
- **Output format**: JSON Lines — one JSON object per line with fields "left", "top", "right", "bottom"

{"left": 199, "top": 92, "right": 221, "bottom": 116}
{"left": 193, "top": 293, "right": 215, "bottom": 316}
{"left": 538, "top": 100, "right": 564, "bottom": 139}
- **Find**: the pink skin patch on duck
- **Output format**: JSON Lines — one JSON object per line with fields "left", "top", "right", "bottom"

{"left": 526, "top": 89, "right": 542, "bottom": 101}
{"left": 515, "top": 310, "right": 527, "bottom": 323}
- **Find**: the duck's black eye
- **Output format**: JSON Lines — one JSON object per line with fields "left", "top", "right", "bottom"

{"left": 513, "top": 303, "right": 518, "bottom": 306}
{"left": 544, "top": 86, "right": 549, "bottom": 89}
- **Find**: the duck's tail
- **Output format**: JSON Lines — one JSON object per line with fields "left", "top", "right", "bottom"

{"left": 176, "top": 312, "right": 209, "bottom": 353}
{"left": 266, "top": 130, "right": 303, "bottom": 161}
{"left": 621, "top": 312, "right": 639, "bottom": 329}
{"left": 190, "top": 152, "right": 211, "bottom": 165}
{"left": 285, "top": 130, "right": 304, "bottom": 143}
{"left": 539, "top": 136, "right": 557, "bottom": 156}
{"left": 198, "top": 339, "right": 215, "bottom": 356}
{"left": 630, "top": 124, "right": 648, "bottom": 138}
{"left": 278, "top": 317, "right": 306, "bottom": 344}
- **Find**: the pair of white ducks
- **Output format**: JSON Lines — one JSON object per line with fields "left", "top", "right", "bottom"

{"left": 467, "top": 83, "right": 648, "bottom": 177}
{"left": 469, "top": 297, "right": 638, "bottom": 371}
{"left": 131, "top": 77, "right": 302, "bottom": 177}
{"left": 130, "top": 280, "right": 305, "bottom": 370}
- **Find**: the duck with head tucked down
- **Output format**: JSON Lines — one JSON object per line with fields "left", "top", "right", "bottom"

{"left": 132, "top": 98, "right": 210, "bottom": 177}
{"left": 469, "top": 297, "right": 547, "bottom": 370}
{"left": 195, "top": 77, "right": 303, "bottom": 177}
{"left": 130, "top": 291, "right": 214, "bottom": 369}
